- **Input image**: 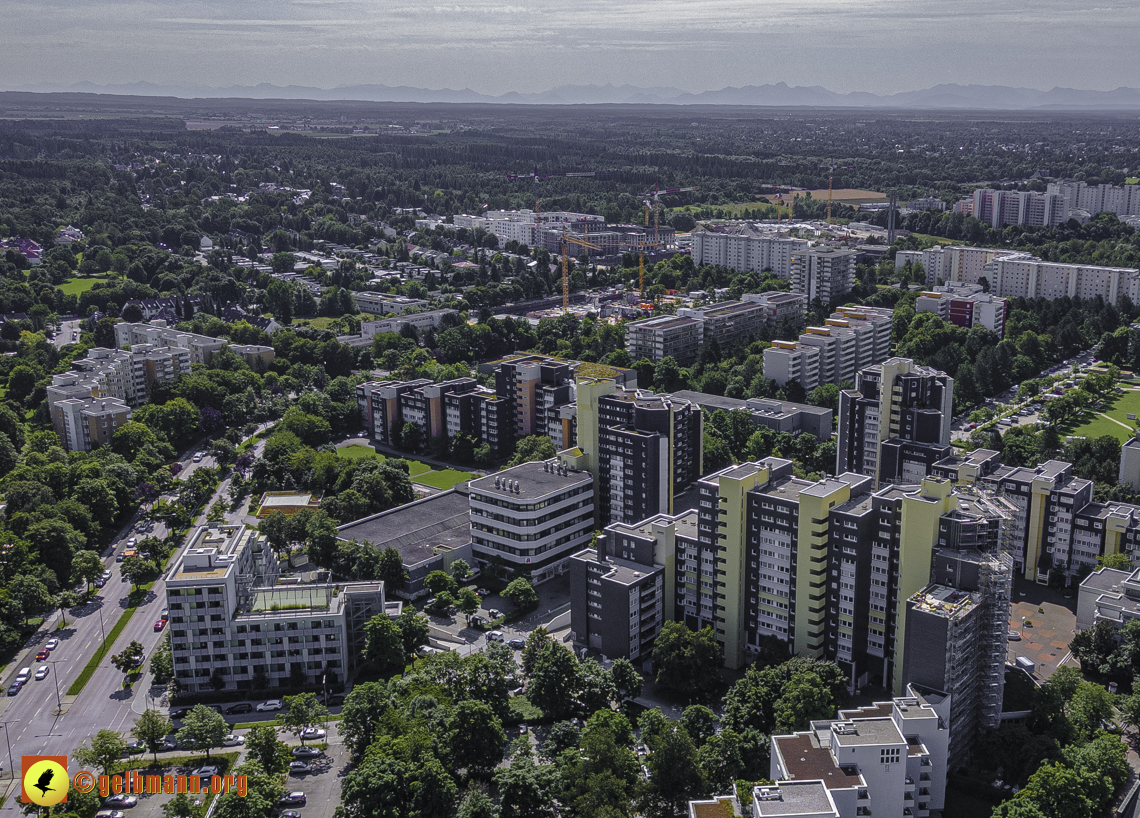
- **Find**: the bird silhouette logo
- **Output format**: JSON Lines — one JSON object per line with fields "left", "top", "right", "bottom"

{"left": 22, "top": 757, "right": 68, "bottom": 807}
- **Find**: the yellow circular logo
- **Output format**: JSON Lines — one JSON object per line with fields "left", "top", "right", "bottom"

{"left": 23, "top": 758, "right": 68, "bottom": 807}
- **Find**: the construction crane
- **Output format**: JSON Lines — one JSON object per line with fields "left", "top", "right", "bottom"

{"left": 560, "top": 231, "right": 600, "bottom": 311}
{"left": 505, "top": 166, "right": 607, "bottom": 237}
{"left": 639, "top": 199, "right": 661, "bottom": 299}
{"left": 640, "top": 184, "right": 698, "bottom": 245}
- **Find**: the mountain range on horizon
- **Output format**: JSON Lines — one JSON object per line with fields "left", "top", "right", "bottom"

{"left": 13, "top": 80, "right": 1140, "bottom": 110}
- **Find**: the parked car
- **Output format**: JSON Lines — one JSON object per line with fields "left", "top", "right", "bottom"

{"left": 34, "top": 665, "right": 49, "bottom": 680}
{"left": 16, "top": 667, "right": 31, "bottom": 683}
{"left": 487, "top": 631, "right": 505, "bottom": 643}
{"left": 289, "top": 762, "right": 312, "bottom": 775}
{"left": 508, "top": 639, "right": 525, "bottom": 650}
{"left": 103, "top": 795, "right": 138, "bottom": 808}
{"left": 1008, "top": 630, "right": 1022, "bottom": 641}
{"left": 292, "top": 747, "right": 322, "bottom": 759}
{"left": 123, "top": 739, "right": 145, "bottom": 755}
{"left": 222, "top": 735, "right": 245, "bottom": 747}
{"left": 324, "top": 694, "right": 345, "bottom": 707}
{"left": 256, "top": 699, "right": 283, "bottom": 712}
{"left": 279, "top": 793, "right": 306, "bottom": 806}
{"left": 226, "top": 702, "right": 253, "bottom": 714}
{"left": 192, "top": 766, "right": 220, "bottom": 779}
{"left": 159, "top": 738, "right": 178, "bottom": 751}
{"left": 487, "top": 609, "right": 502, "bottom": 619}
{"left": 6, "top": 683, "right": 19, "bottom": 697}
{"left": 477, "top": 588, "right": 490, "bottom": 596}
{"left": 300, "top": 727, "right": 326, "bottom": 740}
{"left": 169, "top": 707, "right": 192, "bottom": 720}
{"left": 96, "top": 811, "right": 125, "bottom": 818}
{"left": 280, "top": 812, "right": 301, "bottom": 818}
{"left": 192, "top": 453, "right": 203, "bottom": 463}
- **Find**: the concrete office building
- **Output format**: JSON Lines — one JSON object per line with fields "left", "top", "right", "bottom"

{"left": 670, "top": 390, "right": 833, "bottom": 439}
{"left": 468, "top": 458, "right": 594, "bottom": 584}
{"left": 113, "top": 321, "right": 227, "bottom": 365}
{"left": 166, "top": 525, "right": 396, "bottom": 692}
{"left": 690, "top": 229, "right": 808, "bottom": 277}
{"left": 361, "top": 309, "right": 457, "bottom": 337}
{"left": 625, "top": 315, "right": 703, "bottom": 365}
{"left": 354, "top": 293, "right": 430, "bottom": 316}
{"left": 568, "top": 379, "right": 702, "bottom": 527}
{"left": 741, "top": 291, "right": 809, "bottom": 334}
{"left": 677, "top": 300, "right": 765, "bottom": 350}
{"left": 769, "top": 689, "right": 950, "bottom": 818}
{"left": 837, "top": 359, "right": 954, "bottom": 487}
{"left": 568, "top": 510, "right": 693, "bottom": 662}
{"left": 790, "top": 248, "right": 857, "bottom": 304}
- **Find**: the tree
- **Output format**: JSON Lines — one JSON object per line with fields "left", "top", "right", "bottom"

{"left": 213, "top": 759, "right": 283, "bottom": 818}
{"left": 503, "top": 577, "right": 538, "bottom": 609}
{"left": 8, "top": 574, "right": 53, "bottom": 625}
{"left": 376, "top": 546, "right": 409, "bottom": 591}
{"left": 540, "top": 720, "right": 581, "bottom": 761}
{"left": 279, "top": 693, "right": 329, "bottom": 744}
{"left": 528, "top": 643, "right": 580, "bottom": 719}
{"left": 394, "top": 607, "right": 431, "bottom": 661}
{"left": 363, "top": 614, "right": 405, "bottom": 672}
{"left": 71, "top": 549, "right": 105, "bottom": 594}
{"left": 494, "top": 746, "right": 559, "bottom": 818}
{"left": 508, "top": 435, "right": 556, "bottom": 467}
{"left": 74, "top": 729, "right": 125, "bottom": 775}
{"left": 120, "top": 556, "right": 161, "bottom": 591}
{"left": 339, "top": 681, "right": 393, "bottom": 760}
{"left": 111, "top": 640, "right": 146, "bottom": 674}
{"left": 133, "top": 709, "right": 174, "bottom": 762}
{"left": 449, "top": 699, "right": 507, "bottom": 776}
{"left": 458, "top": 587, "right": 481, "bottom": 616}
{"left": 1068, "top": 682, "right": 1116, "bottom": 740}
{"left": 522, "top": 627, "right": 555, "bottom": 678}
{"left": 610, "top": 658, "right": 643, "bottom": 702}
{"left": 651, "top": 622, "right": 723, "bottom": 703}
{"left": 679, "top": 705, "right": 720, "bottom": 747}
{"left": 258, "top": 511, "right": 291, "bottom": 558}
{"left": 722, "top": 657, "right": 848, "bottom": 737}
{"left": 244, "top": 724, "right": 290, "bottom": 774}
{"left": 1097, "top": 552, "right": 1132, "bottom": 571}
{"left": 150, "top": 637, "right": 173, "bottom": 682}
{"left": 162, "top": 793, "right": 206, "bottom": 818}
{"left": 450, "top": 559, "right": 473, "bottom": 583}
{"left": 456, "top": 787, "right": 498, "bottom": 818}
{"left": 176, "top": 704, "right": 230, "bottom": 758}
{"left": 424, "top": 569, "right": 459, "bottom": 598}
{"left": 641, "top": 724, "right": 704, "bottom": 818}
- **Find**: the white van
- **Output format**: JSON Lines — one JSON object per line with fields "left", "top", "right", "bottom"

{"left": 487, "top": 631, "right": 505, "bottom": 643}
{"left": 15, "top": 667, "right": 31, "bottom": 683}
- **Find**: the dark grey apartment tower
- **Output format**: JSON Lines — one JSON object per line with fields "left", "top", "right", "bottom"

{"left": 837, "top": 357, "right": 953, "bottom": 486}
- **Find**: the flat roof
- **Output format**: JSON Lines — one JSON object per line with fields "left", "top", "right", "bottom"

{"left": 469, "top": 459, "right": 591, "bottom": 501}
{"left": 249, "top": 586, "right": 333, "bottom": 612}
{"left": 259, "top": 492, "right": 316, "bottom": 508}
{"left": 831, "top": 717, "right": 905, "bottom": 747}
{"left": 753, "top": 781, "right": 836, "bottom": 818}
{"left": 1082, "top": 567, "right": 1131, "bottom": 594}
{"left": 337, "top": 489, "right": 471, "bottom": 566}
{"left": 773, "top": 734, "right": 863, "bottom": 790}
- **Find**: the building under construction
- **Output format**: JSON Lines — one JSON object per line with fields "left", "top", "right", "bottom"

{"left": 901, "top": 491, "right": 1015, "bottom": 767}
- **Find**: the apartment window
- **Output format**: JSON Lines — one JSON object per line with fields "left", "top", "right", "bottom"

{"left": 881, "top": 748, "right": 900, "bottom": 765}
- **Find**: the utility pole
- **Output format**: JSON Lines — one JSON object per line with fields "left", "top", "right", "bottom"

{"left": 0, "top": 721, "right": 16, "bottom": 780}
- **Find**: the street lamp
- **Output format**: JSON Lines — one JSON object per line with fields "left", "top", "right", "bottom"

{"left": 0, "top": 721, "right": 16, "bottom": 780}
{"left": 96, "top": 601, "right": 107, "bottom": 654}
{"left": 46, "top": 660, "right": 63, "bottom": 713}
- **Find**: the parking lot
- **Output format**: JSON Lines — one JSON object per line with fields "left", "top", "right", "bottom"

{"left": 424, "top": 574, "right": 572, "bottom": 653}
{"left": 1007, "top": 576, "right": 1078, "bottom": 681}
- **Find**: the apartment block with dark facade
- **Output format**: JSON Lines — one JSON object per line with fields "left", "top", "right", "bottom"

{"left": 837, "top": 358, "right": 953, "bottom": 487}
{"left": 568, "top": 510, "right": 694, "bottom": 662}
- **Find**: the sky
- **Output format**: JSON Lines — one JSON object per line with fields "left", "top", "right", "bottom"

{"left": 5, "top": 0, "right": 1140, "bottom": 95}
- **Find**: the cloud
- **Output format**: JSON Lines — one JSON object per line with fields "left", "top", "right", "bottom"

{"left": 3, "top": 0, "right": 1140, "bottom": 94}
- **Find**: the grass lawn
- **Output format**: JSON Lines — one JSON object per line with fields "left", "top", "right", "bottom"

{"left": 57, "top": 276, "right": 110, "bottom": 296}
{"left": 337, "top": 444, "right": 380, "bottom": 461}
{"left": 1099, "top": 388, "right": 1140, "bottom": 426}
{"left": 336, "top": 445, "right": 435, "bottom": 477}
{"left": 1070, "top": 411, "right": 1133, "bottom": 442}
{"left": 412, "top": 468, "right": 476, "bottom": 490}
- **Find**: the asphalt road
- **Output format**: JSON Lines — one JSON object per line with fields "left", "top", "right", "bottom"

{"left": 52, "top": 319, "right": 81, "bottom": 350}
{"left": 0, "top": 438, "right": 261, "bottom": 805}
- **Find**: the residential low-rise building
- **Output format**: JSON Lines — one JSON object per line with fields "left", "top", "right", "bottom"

{"left": 354, "top": 293, "right": 430, "bottom": 315}
{"left": 625, "top": 315, "right": 703, "bottom": 365}
{"left": 361, "top": 309, "right": 457, "bottom": 337}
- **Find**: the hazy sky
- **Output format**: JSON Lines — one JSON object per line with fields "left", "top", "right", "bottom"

{"left": 5, "top": 0, "right": 1140, "bottom": 94}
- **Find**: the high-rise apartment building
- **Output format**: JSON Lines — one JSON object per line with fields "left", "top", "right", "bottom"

{"left": 569, "top": 378, "right": 701, "bottom": 526}
{"left": 690, "top": 229, "right": 809, "bottom": 277}
{"left": 914, "top": 285, "right": 1008, "bottom": 337}
{"left": 971, "top": 189, "right": 1070, "bottom": 229}
{"left": 740, "top": 291, "right": 809, "bottom": 335}
{"left": 114, "top": 320, "right": 227, "bottom": 365}
{"left": 763, "top": 306, "right": 892, "bottom": 390}
{"left": 676, "top": 300, "right": 765, "bottom": 350}
{"left": 837, "top": 359, "right": 953, "bottom": 487}
{"left": 985, "top": 253, "right": 1140, "bottom": 302}
{"left": 790, "top": 248, "right": 857, "bottom": 304}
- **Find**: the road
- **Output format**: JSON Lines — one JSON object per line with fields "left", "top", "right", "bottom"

{"left": 0, "top": 436, "right": 264, "bottom": 804}
{"left": 52, "top": 318, "right": 81, "bottom": 350}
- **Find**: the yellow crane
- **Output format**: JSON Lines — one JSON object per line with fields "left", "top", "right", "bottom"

{"left": 639, "top": 199, "right": 661, "bottom": 299}
{"left": 561, "top": 231, "right": 600, "bottom": 311}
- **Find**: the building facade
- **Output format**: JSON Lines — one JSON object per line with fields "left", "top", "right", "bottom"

{"left": 625, "top": 315, "right": 703, "bottom": 365}
{"left": 790, "top": 248, "right": 857, "bottom": 304}
{"left": 690, "top": 230, "right": 809, "bottom": 277}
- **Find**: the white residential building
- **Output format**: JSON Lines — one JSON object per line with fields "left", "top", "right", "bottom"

{"left": 790, "top": 248, "right": 857, "bottom": 304}
{"left": 690, "top": 230, "right": 809, "bottom": 277}
{"left": 985, "top": 253, "right": 1140, "bottom": 302}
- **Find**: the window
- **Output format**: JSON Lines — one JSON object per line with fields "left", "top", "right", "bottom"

{"left": 881, "top": 748, "right": 900, "bottom": 765}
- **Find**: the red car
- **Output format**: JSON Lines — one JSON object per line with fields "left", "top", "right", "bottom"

{"left": 35, "top": 649, "right": 49, "bottom": 661}
{"left": 154, "top": 619, "right": 167, "bottom": 632}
